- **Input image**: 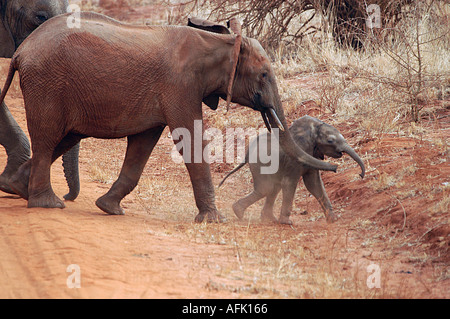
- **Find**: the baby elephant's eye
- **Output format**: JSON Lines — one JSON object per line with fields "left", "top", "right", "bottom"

{"left": 262, "top": 72, "right": 268, "bottom": 79}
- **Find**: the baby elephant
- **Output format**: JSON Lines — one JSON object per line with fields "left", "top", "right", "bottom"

{"left": 219, "top": 115, "right": 365, "bottom": 224}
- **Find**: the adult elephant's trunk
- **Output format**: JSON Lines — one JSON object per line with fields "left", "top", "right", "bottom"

{"left": 266, "top": 105, "right": 337, "bottom": 172}
{"left": 341, "top": 144, "right": 365, "bottom": 178}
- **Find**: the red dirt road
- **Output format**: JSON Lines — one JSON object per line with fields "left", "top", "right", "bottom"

{"left": 0, "top": 151, "right": 239, "bottom": 299}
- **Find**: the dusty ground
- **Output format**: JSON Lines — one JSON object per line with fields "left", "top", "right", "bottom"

{"left": 0, "top": 3, "right": 448, "bottom": 299}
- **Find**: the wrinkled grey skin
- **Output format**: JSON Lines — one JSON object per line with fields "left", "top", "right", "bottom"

{"left": 220, "top": 116, "right": 365, "bottom": 224}
{"left": 0, "top": 0, "right": 79, "bottom": 200}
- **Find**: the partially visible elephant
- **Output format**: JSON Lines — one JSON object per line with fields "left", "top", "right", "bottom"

{"left": 0, "top": 0, "right": 79, "bottom": 200}
{"left": 219, "top": 116, "right": 365, "bottom": 224}
{"left": 0, "top": 13, "right": 337, "bottom": 222}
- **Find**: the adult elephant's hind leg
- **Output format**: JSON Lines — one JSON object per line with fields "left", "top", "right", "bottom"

{"left": 27, "top": 151, "right": 65, "bottom": 209}
{"left": 25, "top": 133, "right": 82, "bottom": 208}
{"left": 96, "top": 126, "right": 165, "bottom": 215}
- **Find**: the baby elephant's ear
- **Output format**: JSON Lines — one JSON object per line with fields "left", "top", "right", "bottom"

{"left": 187, "top": 17, "right": 231, "bottom": 34}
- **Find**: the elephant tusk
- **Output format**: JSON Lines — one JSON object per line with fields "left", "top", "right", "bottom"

{"left": 269, "top": 108, "right": 285, "bottom": 132}
{"left": 261, "top": 111, "right": 271, "bottom": 132}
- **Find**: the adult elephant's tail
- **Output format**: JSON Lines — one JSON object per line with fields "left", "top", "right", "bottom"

{"left": 218, "top": 161, "right": 247, "bottom": 188}
{"left": 0, "top": 58, "right": 17, "bottom": 106}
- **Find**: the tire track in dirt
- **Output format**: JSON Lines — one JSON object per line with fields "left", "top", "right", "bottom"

{"left": 0, "top": 196, "right": 84, "bottom": 298}
{"left": 0, "top": 211, "right": 43, "bottom": 298}
{"left": 0, "top": 158, "right": 240, "bottom": 298}
{"left": 0, "top": 194, "right": 240, "bottom": 298}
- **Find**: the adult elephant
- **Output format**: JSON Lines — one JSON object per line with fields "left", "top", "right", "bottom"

{"left": 0, "top": 0, "right": 80, "bottom": 200}
{"left": 0, "top": 13, "right": 338, "bottom": 222}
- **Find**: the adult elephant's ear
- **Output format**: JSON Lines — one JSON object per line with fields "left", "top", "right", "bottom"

{"left": 225, "top": 18, "right": 242, "bottom": 111}
{"left": 188, "top": 17, "right": 241, "bottom": 112}
{"left": 187, "top": 17, "right": 230, "bottom": 34}
{"left": 187, "top": 18, "right": 228, "bottom": 110}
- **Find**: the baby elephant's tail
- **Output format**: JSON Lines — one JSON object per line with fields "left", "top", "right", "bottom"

{"left": 218, "top": 161, "right": 247, "bottom": 187}
{"left": 219, "top": 139, "right": 256, "bottom": 187}
{"left": 0, "top": 58, "right": 18, "bottom": 106}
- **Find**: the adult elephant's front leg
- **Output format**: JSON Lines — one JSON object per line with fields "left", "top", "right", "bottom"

{"left": 185, "top": 161, "right": 226, "bottom": 223}
{"left": 169, "top": 115, "right": 225, "bottom": 223}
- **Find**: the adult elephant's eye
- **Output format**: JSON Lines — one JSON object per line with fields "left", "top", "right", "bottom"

{"left": 262, "top": 72, "right": 268, "bottom": 79}
{"left": 35, "top": 11, "right": 49, "bottom": 23}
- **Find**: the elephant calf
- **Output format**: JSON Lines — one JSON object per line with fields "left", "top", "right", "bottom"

{"left": 219, "top": 115, "right": 365, "bottom": 224}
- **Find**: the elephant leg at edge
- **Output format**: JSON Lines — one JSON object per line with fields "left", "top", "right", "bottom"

{"left": 303, "top": 170, "right": 336, "bottom": 223}
{"left": 0, "top": 101, "right": 31, "bottom": 194}
{"left": 96, "top": 126, "right": 165, "bottom": 215}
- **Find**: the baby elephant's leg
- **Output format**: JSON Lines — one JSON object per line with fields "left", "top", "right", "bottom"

{"left": 260, "top": 185, "right": 280, "bottom": 222}
{"left": 232, "top": 190, "right": 263, "bottom": 219}
{"left": 302, "top": 170, "right": 336, "bottom": 223}
{"left": 279, "top": 180, "right": 298, "bottom": 225}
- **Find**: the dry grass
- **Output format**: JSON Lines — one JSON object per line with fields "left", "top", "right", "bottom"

{"left": 181, "top": 222, "right": 369, "bottom": 298}
{"left": 270, "top": 1, "right": 449, "bottom": 128}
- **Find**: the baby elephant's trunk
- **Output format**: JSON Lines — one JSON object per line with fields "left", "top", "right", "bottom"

{"left": 342, "top": 144, "right": 365, "bottom": 178}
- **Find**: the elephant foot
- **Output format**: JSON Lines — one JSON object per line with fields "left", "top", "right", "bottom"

{"left": 325, "top": 212, "right": 337, "bottom": 223}
{"left": 232, "top": 202, "right": 245, "bottom": 220}
{"left": 195, "top": 210, "right": 227, "bottom": 223}
{"left": 278, "top": 215, "right": 293, "bottom": 225}
{"left": 95, "top": 195, "right": 125, "bottom": 215}
{"left": 0, "top": 174, "right": 17, "bottom": 195}
{"left": 28, "top": 191, "right": 65, "bottom": 209}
